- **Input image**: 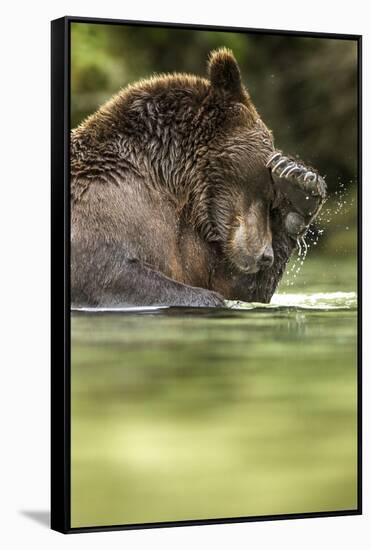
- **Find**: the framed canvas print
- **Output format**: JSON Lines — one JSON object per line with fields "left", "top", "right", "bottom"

{"left": 51, "top": 16, "right": 362, "bottom": 533}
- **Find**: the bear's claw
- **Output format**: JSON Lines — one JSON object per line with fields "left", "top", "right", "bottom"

{"left": 266, "top": 151, "right": 327, "bottom": 238}
{"left": 267, "top": 152, "right": 327, "bottom": 200}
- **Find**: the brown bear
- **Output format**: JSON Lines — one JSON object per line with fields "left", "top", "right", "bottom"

{"left": 71, "top": 48, "right": 326, "bottom": 307}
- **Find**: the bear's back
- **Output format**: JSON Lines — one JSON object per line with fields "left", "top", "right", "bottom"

{"left": 72, "top": 73, "right": 210, "bottom": 145}
{"left": 70, "top": 74, "right": 213, "bottom": 195}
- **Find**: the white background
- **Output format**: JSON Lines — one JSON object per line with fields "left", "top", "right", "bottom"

{"left": 0, "top": 0, "right": 369, "bottom": 547}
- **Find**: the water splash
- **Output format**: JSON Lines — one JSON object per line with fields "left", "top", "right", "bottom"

{"left": 297, "top": 237, "right": 302, "bottom": 257}
{"left": 228, "top": 291, "right": 357, "bottom": 311}
{"left": 283, "top": 178, "right": 355, "bottom": 289}
{"left": 317, "top": 179, "right": 355, "bottom": 228}
{"left": 72, "top": 291, "right": 357, "bottom": 315}
{"left": 284, "top": 234, "right": 310, "bottom": 287}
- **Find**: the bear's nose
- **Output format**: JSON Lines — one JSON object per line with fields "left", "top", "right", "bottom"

{"left": 259, "top": 245, "right": 274, "bottom": 268}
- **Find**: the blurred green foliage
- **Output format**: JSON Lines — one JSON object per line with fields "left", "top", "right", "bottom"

{"left": 71, "top": 22, "right": 358, "bottom": 256}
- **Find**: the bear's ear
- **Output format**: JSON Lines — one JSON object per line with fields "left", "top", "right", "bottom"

{"left": 208, "top": 48, "right": 244, "bottom": 100}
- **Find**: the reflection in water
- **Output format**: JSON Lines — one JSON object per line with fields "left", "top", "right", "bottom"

{"left": 71, "top": 286, "right": 357, "bottom": 528}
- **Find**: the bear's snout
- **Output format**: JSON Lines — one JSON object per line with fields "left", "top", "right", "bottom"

{"left": 257, "top": 244, "right": 274, "bottom": 269}
{"left": 238, "top": 245, "right": 274, "bottom": 274}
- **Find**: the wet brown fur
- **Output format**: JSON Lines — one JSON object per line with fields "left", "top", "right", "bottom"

{"left": 71, "top": 49, "right": 294, "bottom": 306}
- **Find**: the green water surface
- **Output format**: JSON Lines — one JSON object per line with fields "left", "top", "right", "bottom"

{"left": 71, "top": 257, "right": 358, "bottom": 527}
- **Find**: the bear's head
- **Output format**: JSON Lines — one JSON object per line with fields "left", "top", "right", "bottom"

{"left": 192, "top": 49, "right": 276, "bottom": 275}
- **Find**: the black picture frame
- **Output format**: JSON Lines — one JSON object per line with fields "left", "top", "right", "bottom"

{"left": 51, "top": 15, "right": 362, "bottom": 534}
